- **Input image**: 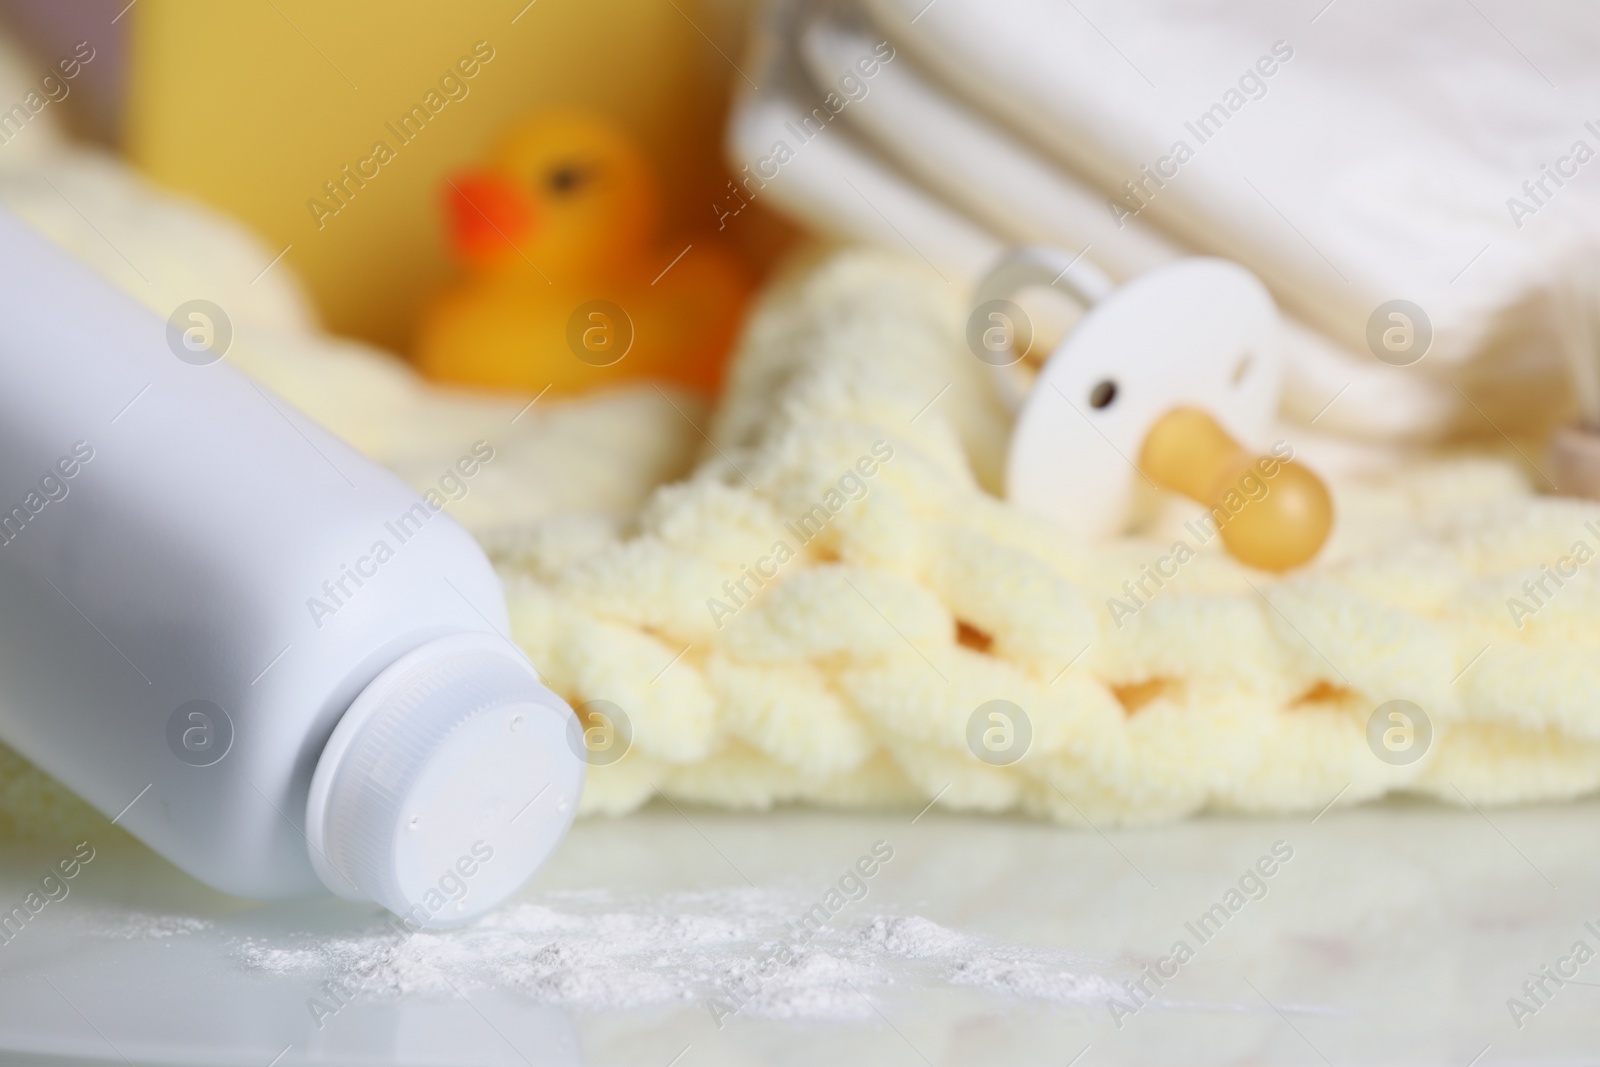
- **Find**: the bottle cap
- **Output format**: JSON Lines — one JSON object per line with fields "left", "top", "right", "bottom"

{"left": 306, "top": 632, "right": 583, "bottom": 928}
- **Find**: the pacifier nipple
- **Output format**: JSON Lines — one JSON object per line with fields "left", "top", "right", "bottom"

{"left": 1139, "top": 408, "right": 1332, "bottom": 572}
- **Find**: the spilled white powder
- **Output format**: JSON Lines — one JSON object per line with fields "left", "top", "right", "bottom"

{"left": 68, "top": 909, "right": 213, "bottom": 940}
{"left": 233, "top": 889, "right": 1117, "bottom": 1021}
{"left": 861, "top": 916, "right": 1113, "bottom": 1005}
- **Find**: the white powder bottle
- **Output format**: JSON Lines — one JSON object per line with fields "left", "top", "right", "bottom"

{"left": 0, "top": 206, "right": 583, "bottom": 928}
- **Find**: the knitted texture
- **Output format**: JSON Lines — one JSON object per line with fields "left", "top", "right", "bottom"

{"left": 499, "top": 250, "right": 1600, "bottom": 824}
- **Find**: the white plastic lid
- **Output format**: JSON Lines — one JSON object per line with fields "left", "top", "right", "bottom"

{"left": 305, "top": 632, "right": 584, "bottom": 929}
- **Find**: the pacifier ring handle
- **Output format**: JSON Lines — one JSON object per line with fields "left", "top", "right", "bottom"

{"left": 972, "top": 245, "right": 1117, "bottom": 311}
{"left": 972, "top": 246, "right": 1117, "bottom": 411}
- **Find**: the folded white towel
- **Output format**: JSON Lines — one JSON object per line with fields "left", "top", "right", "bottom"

{"left": 729, "top": 0, "right": 1596, "bottom": 445}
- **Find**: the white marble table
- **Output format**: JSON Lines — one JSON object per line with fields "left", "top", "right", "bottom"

{"left": 0, "top": 797, "right": 1596, "bottom": 1065}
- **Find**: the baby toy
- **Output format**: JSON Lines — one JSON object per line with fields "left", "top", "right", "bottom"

{"left": 414, "top": 111, "right": 752, "bottom": 396}
{"left": 975, "top": 247, "right": 1333, "bottom": 572}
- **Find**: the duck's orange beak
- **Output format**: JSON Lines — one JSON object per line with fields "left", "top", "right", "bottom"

{"left": 446, "top": 170, "right": 535, "bottom": 264}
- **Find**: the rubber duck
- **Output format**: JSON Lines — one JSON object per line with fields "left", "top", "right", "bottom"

{"left": 414, "top": 111, "right": 752, "bottom": 396}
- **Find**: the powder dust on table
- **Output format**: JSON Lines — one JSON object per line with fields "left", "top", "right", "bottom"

{"left": 232, "top": 888, "right": 1118, "bottom": 1021}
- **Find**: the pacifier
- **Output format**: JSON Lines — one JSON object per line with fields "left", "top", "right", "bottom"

{"left": 973, "top": 247, "right": 1333, "bottom": 573}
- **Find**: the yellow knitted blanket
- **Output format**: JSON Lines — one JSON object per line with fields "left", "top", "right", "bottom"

{"left": 505, "top": 251, "right": 1600, "bottom": 824}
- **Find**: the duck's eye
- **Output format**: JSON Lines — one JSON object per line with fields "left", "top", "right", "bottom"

{"left": 546, "top": 165, "right": 589, "bottom": 194}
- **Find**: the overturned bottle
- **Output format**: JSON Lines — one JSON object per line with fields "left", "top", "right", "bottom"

{"left": 0, "top": 206, "right": 583, "bottom": 928}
